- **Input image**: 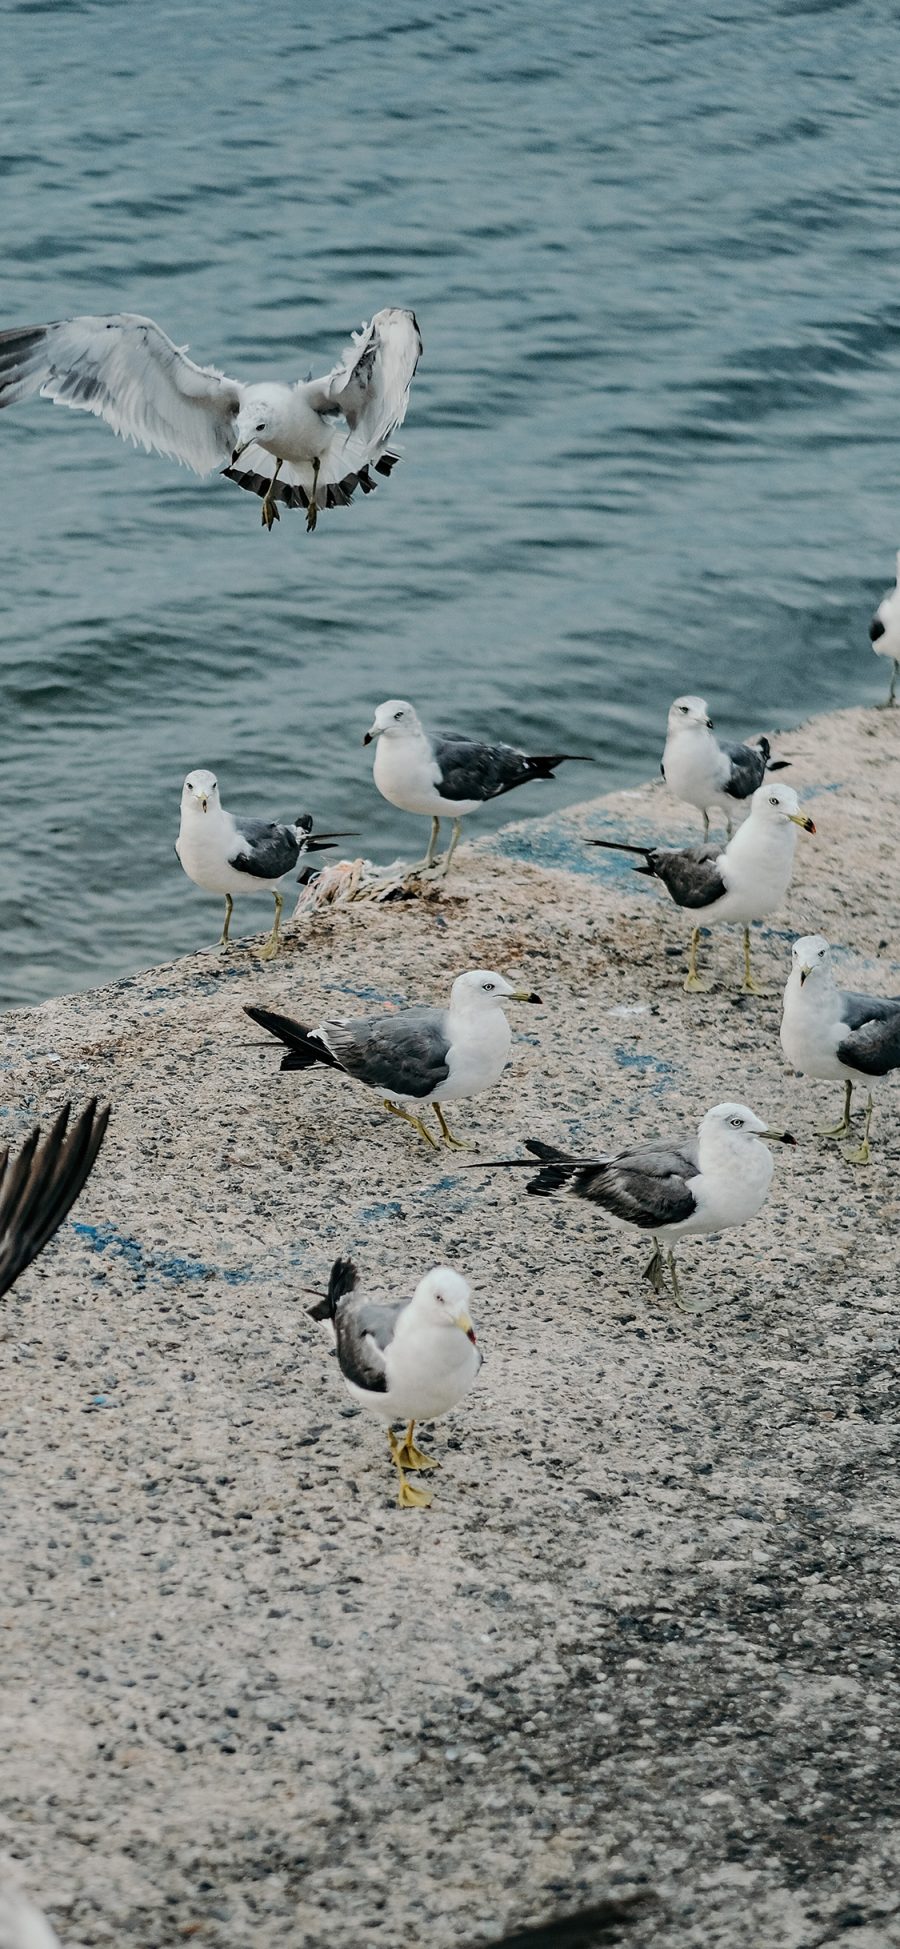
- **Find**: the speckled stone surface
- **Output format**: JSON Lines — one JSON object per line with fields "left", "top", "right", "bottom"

{"left": 2, "top": 706, "right": 899, "bottom": 1949}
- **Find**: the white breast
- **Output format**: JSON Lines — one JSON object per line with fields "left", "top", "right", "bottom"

{"left": 434, "top": 1008, "right": 513, "bottom": 1104}
{"left": 780, "top": 977, "right": 846, "bottom": 1080}
{"left": 712, "top": 820, "right": 796, "bottom": 924}
{"left": 663, "top": 728, "right": 728, "bottom": 812}
{"left": 680, "top": 1142, "right": 774, "bottom": 1238}
{"left": 177, "top": 808, "right": 278, "bottom": 897}
{"left": 373, "top": 733, "right": 475, "bottom": 816}
{"left": 383, "top": 1323, "right": 481, "bottom": 1422}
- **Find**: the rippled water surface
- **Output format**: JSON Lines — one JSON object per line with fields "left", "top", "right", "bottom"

{"left": 2, "top": 0, "right": 899, "bottom": 1008}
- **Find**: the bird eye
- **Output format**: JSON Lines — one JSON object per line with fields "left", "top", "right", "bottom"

{"left": 483, "top": 981, "right": 495, "bottom": 991}
{"left": 394, "top": 710, "right": 404, "bottom": 720}
{"left": 679, "top": 705, "right": 689, "bottom": 714}
{"left": 186, "top": 781, "right": 193, "bottom": 790}
{"left": 256, "top": 422, "right": 265, "bottom": 432}
{"left": 730, "top": 1117, "right": 744, "bottom": 1128}
{"left": 769, "top": 795, "right": 779, "bottom": 806}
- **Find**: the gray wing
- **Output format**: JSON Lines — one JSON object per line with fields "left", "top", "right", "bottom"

{"left": 649, "top": 845, "right": 727, "bottom": 910}
{"left": 0, "top": 313, "right": 241, "bottom": 473}
{"left": 721, "top": 739, "right": 767, "bottom": 802}
{"left": 433, "top": 735, "right": 537, "bottom": 804}
{"left": 228, "top": 818, "right": 300, "bottom": 881}
{"left": 568, "top": 1137, "right": 700, "bottom": 1230}
{"left": 837, "top": 990, "right": 900, "bottom": 1077}
{"left": 320, "top": 1005, "right": 452, "bottom": 1100}
{"left": 335, "top": 1294, "right": 410, "bottom": 1393}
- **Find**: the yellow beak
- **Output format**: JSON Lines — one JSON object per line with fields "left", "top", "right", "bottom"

{"left": 788, "top": 811, "right": 816, "bottom": 833}
{"left": 510, "top": 989, "right": 542, "bottom": 1004}
{"left": 196, "top": 794, "right": 209, "bottom": 812}
{"left": 230, "top": 438, "right": 251, "bottom": 463}
{"left": 455, "top": 1312, "right": 477, "bottom": 1344}
{"left": 799, "top": 963, "right": 813, "bottom": 986}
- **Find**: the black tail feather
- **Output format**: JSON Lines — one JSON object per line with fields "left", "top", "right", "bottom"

{"left": 243, "top": 1004, "right": 338, "bottom": 1073}
{"left": 527, "top": 753, "right": 593, "bottom": 780}
{"left": 307, "top": 1256, "right": 358, "bottom": 1323}
{"left": 588, "top": 838, "right": 655, "bottom": 876}
{"left": 765, "top": 758, "right": 791, "bottom": 773}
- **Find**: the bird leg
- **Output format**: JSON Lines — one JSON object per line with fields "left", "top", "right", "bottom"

{"left": 684, "top": 926, "right": 712, "bottom": 994}
{"left": 219, "top": 893, "right": 234, "bottom": 948}
{"left": 306, "top": 455, "right": 321, "bottom": 533}
{"left": 382, "top": 1098, "right": 439, "bottom": 1148}
{"left": 258, "top": 890, "right": 284, "bottom": 961}
{"left": 405, "top": 818, "right": 442, "bottom": 881}
{"left": 878, "top": 661, "right": 899, "bottom": 709}
{"left": 741, "top": 925, "right": 767, "bottom": 996}
{"left": 260, "top": 459, "right": 283, "bottom": 531}
{"left": 819, "top": 1078, "right": 853, "bottom": 1139}
{"left": 702, "top": 810, "right": 710, "bottom": 840}
{"left": 844, "top": 1093, "right": 874, "bottom": 1167}
{"left": 643, "top": 1238, "right": 666, "bottom": 1295}
{"left": 393, "top": 1419, "right": 439, "bottom": 1472}
{"left": 387, "top": 1430, "right": 433, "bottom": 1508}
{"left": 438, "top": 816, "right": 464, "bottom": 877}
{"left": 433, "top": 1103, "right": 476, "bottom": 1151}
{"left": 725, "top": 816, "right": 734, "bottom": 840}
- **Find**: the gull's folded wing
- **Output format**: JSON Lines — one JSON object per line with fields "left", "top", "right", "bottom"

{"left": 0, "top": 1099, "right": 110, "bottom": 1300}
{"left": 0, "top": 313, "right": 241, "bottom": 473}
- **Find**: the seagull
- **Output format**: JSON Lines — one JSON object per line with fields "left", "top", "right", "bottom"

{"left": 868, "top": 551, "right": 900, "bottom": 706}
{"left": 0, "top": 1099, "right": 110, "bottom": 1301}
{"left": 780, "top": 934, "right": 900, "bottom": 1164}
{"left": 475, "top": 1103, "right": 795, "bottom": 1310}
{"left": 176, "top": 770, "right": 349, "bottom": 959}
{"left": 0, "top": 306, "right": 422, "bottom": 534}
{"left": 244, "top": 969, "right": 542, "bottom": 1148}
{"left": 307, "top": 1257, "right": 481, "bottom": 1507}
{"left": 0, "top": 1886, "right": 61, "bottom": 1949}
{"left": 589, "top": 781, "right": 815, "bottom": 994}
{"left": 661, "top": 695, "right": 790, "bottom": 838}
{"left": 363, "top": 699, "right": 588, "bottom": 875}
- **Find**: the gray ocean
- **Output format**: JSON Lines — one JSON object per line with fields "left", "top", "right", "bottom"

{"left": 2, "top": 0, "right": 898, "bottom": 1010}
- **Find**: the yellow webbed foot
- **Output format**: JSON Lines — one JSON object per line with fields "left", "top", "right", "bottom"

{"left": 306, "top": 499, "right": 318, "bottom": 534}
{"left": 843, "top": 1139, "right": 871, "bottom": 1166}
{"left": 397, "top": 1476, "right": 433, "bottom": 1509}
{"left": 258, "top": 933, "right": 280, "bottom": 962}
{"left": 261, "top": 497, "right": 280, "bottom": 531}
{"left": 396, "top": 1438, "right": 439, "bottom": 1473}
{"left": 741, "top": 975, "right": 768, "bottom": 997}
{"left": 683, "top": 972, "right": 712, "bottom": 994}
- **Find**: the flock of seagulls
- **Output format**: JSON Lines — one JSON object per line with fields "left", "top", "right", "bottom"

{"left": 1, "top": 305, "right": 899, "bottom": 1507}
{"left": 1, "top": 293, "right": 898, "bottom": 1947}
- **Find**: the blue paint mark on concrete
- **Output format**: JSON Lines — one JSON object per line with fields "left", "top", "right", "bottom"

{"left": 322, "top": 981, "right": 405, "bottom": 1006}
{"left": 612, "top": 1047, "right": 677, "bottom": 1095}
{"left": 71, "top": 1222, "right": 253, "bottom": 1289}
{"left": 358, "top": 1201, "right": 405, "bottom": 1223}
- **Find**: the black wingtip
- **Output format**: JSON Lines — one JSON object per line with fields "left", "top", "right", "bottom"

{"left": 324, "top": 1256, "right": 358, "bottom": 1318}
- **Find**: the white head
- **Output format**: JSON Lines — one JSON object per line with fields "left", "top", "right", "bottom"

{"left": 747, "top": 781, "right": 816, "bottom": 833}
{"left": 231, "top": 386, "right": 288, "bottom": 462}
{"left": 181, "top": 768, "right": 220, "bottom": 816}
{"left": 411, "top": 1266, "right": 477, "bottom": 1341}
{"left": 790, "top": 933, "right": 833, "bottom": 990}
{"left": 363, "top": 699, "right": 423, "bottom": 746}
{"left": 448, "top": 969, "right": 542, "bottom": 1013}
{"left": 698, "top": 1101, "right": 796, "bottom": 1160}
{"left": 668, "top": 694, "right": 713, "bottom": 733}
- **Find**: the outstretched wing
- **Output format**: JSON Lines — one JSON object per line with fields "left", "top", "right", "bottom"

{"left": 0, "top": 1099, "right": 110, "bottom": 1300}
{"left": 0, "top": 313, "right": 241, "bottom": 473}
{"left": 313, "top": 306, "right": 422, "bottom": 455}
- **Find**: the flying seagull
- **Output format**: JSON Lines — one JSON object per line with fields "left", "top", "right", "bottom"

{"left": 474, "top": 1103, "right": 795, "bottom": 1310}
{"left": 176, "top": 769, "right": 350, "bottom": 960}
{"left": 590, "top": 782, "right": 815, "bottom": 993}
{"left": 0, "top": 306, "right": 422, "bottom": 533}
{"left": 868, "top": 550, "right": 900, "bottom": 706}
{"left": 661, "top": 694, "right": 789, "bottom": 838}
{"left": 308, "top": 1257, "right": 481, "bottom": 1507}
{"left": 244, "top": 969, "right": 541, "bottom": 1149}
{"left": 0, "top": 1099, "right": 110, "bottom": 1301}
{"left": 780, "top": 933, "right": 900, "bottom": 1164}
{"left": 363, "top": 698, "right": 588, "bottom": 875}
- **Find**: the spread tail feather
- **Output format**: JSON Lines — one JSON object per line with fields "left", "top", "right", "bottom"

{"left": 243, "top": 1004, "right": 338, "bottom": 1072}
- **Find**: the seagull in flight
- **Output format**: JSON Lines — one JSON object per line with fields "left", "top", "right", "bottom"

{"left": 0, "top": 1099, "right": 110, "bottom": 1302}
{"left": 0, "top": 306, "right": 422, "bottom": 533}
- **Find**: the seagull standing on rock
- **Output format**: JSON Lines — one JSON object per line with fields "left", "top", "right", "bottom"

{"left": 868, "top": 551, "right": 900, "bottom": 707}
{"left": 244, "top": 970, "right": 542, "bottom": 1149}
{"left": 589, "top": 782, "right": 815, "bottom": 994}
{"left": 780, "top": 933, "right": 900, "bottom": 1164}
{"left": 475, "top": 1103, "right": 795, "bottom": 1311}
{"left": 661, "top": 695, "right": 790, "bottom": 837}
{"left": 176, "top": 770, "right": 346, "bottom": 959}
{"left": 308, "top": 1257, "right": 482, "bottom": 1508}
{"left": 0, "top": 306, "right": 422, "bottom": 533}
{"left": 364, "top": 698, "right": 588, "bottom": 876}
